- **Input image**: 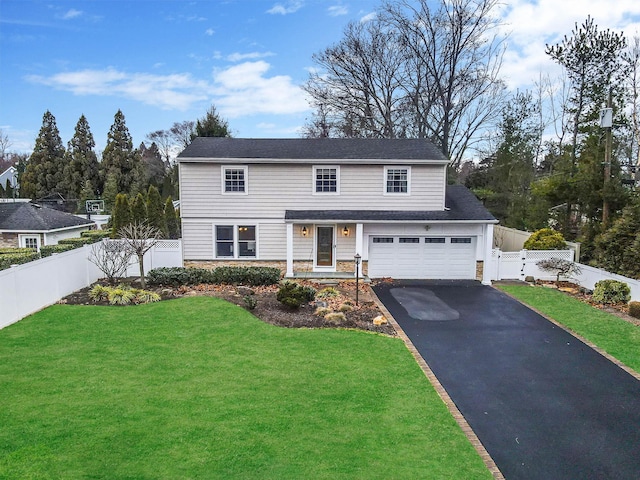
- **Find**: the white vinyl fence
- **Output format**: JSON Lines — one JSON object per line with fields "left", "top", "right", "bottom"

{"left": 0, "top": 239, "right": 182, "bottom": 329}
{"left": 491, "top": 248, "right": 640, "bottom": 301}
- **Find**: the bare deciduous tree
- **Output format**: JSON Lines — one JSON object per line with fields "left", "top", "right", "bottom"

{"left": 88, "top": 239, "right": 132, "bottom": 285}
{"left": 118, "top": 222, "right": 163, "bottom": 288}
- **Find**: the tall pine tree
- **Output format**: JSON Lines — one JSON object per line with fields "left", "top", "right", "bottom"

{"left": 21, "top": 111, "right": 66, "bottom": 199}
{"left": 63, "top": 114, "right": 100, "bottom": 205}
{"left": 146, "top": 185, "right": 166, "bottom": 236}
{"left": 101, "top": 110, "right": 142, "bottom": 196}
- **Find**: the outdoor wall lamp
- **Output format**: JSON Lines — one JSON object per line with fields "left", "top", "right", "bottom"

{"left": 342, "top": 226, "right": 350, "bottom": 237}
{"left": 301, "top": 226, "right": 308, "bottom": 237}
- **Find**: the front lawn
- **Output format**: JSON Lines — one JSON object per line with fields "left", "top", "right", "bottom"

{"left": 498, "top": 285, "right": 640, "bottom": 373}
{"left": 0, "top": 297, "right": 491, "bottom": 479}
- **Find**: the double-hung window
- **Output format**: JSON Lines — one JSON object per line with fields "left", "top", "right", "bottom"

{"left": 222, "top": 166, "right": 248, "bottom": 194}
{"left": 384, "top": 166, "right": 410, "bottom": 194}
{"left": 215, "top": 225, "right": 256, "bottom": 258}
{"left": 313, "top": 166, "right": 339, "bottom": 194}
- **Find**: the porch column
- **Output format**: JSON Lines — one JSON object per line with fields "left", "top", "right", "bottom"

{"left": 355, "top": 223, "right": 364, "bottom": 277}
{"left": 286, "top": 223, "right": 294, "bottom": 277}
{"left": 482, "top": 223, "right": 494, "bottom": 285}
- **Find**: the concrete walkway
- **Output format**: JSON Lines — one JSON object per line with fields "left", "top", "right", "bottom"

{"left": 372, "top": 280, "right": 640, "bottom": 480}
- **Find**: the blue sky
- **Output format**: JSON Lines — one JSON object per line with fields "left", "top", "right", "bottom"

{"left": 1, "top": 0, "right": 639, "bottom": 155}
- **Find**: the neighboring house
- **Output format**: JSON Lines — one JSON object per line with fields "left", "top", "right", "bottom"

{"left": 0, "top": 166, "right": 18, "bottom": 192}
{"left": 0, "top": 202, "right": 95, "bottom": 250}
{"left": 178, "top": 138, "right": 497, "bottom": 283}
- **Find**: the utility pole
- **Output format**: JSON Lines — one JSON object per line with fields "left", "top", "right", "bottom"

{"left": 601, "top": 89, "right": 613, "bottom": 229}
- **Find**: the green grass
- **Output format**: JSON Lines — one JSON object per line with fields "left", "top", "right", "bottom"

{"left": 0, "top": 297, "right": 491, "bottom": 479}
{"left": 498, "top": 285, "right": 640, "bottom": 372}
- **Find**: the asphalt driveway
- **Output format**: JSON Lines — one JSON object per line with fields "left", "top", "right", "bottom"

{"left": 372, "top": 280, "right": 640, "bottom": 480}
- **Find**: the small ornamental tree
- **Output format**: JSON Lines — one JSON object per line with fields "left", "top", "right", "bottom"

{"left": 118, "top": 222, "right": 162, "bottom": 288}
{"left": 88, "top": 240, "right": 132, "bottom": 284}
{"left": 524, "top": 228, "right": 566, "bottom": 250}
{"left": 536, "top": 258, "right": 582, "bottom": 282}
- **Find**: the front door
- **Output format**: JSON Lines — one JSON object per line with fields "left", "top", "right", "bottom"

{"left": 316, "top": 226, "right": 334, "bottom": 268}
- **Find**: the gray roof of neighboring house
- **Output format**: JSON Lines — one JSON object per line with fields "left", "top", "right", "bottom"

{"left": 0, "top": 202, "right": 94, "bottom": 231}
{"left": 285, "top": 185, "right": 497, "bottom": 222}
{"left": 178, "top": 137, "right": 449, "bottom": 162}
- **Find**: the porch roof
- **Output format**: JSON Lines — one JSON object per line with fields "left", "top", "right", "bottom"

{"left": 285, "top": 185, "right": 497, "bottom": 223}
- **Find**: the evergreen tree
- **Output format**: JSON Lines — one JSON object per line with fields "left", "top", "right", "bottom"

{"left": 102, "top": 171, "right": 120, "bottom": 213}
{"left": 191, "top": 105, "right": 231, "bottom": 139}
{"left": 164, "top": 196, "right": 180, "bottom": 239}
{"left": 594, "top": 197, "right": 640, "bottom": 278}
{"left": 130, "top": 192, "right": 147, "bottom": 225}
{"left": 63, "top": 115, "right": 100, "bottom": 203}
{"left": 111, "top": 193, "right": 132, "bottom": 237}
{"left": 101, "top": 110, "right": 142, "bottom": 196}
{"left": 139, "top": 142, "right": 166, "bottom": 188}
{"left": 20, "top": 111, "right": 66, "bottom": 199}
{"left": 79, "top": 180, "right": 95, "bottom": 213}
{"left": 146, "top": 185, "right": 167, "bottom": 236}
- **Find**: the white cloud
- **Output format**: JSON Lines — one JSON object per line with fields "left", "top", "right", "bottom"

{"left": 205, "top": 28, "right": 214, "bottom": 36}
{"left": 360, "top": 12, "right": 377, "bottom": 23}
{"left": 328, "top": 5, "right": 348, "bottom": 17}
{"left": 227, "top": 51, "right": 275, "bottom": 62}
{"left": 62, "top": 9, "right": 82, "bottom": 20}
{"left": 25, "top": 68, "right": 209, "bottom": 110}
{"left": 211, "top": 61, "right": 310, "bottom": 117}
{"left": 266, "top": 1, "right": 303, "bottom": 15}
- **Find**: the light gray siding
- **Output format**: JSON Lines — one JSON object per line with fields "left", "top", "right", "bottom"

{"left": 180, "top": 163, "right": 445, "bottom": 219}
{"left": 182, "top": 222, "right": 213, "bottom": 259}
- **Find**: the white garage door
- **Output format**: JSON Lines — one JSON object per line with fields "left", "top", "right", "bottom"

{"left": 368, "top": 236, "right": 476, "bottom": 279}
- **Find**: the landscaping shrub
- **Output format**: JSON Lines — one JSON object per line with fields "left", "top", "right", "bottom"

{"left": 628, "top": 301, "right": 640, "bottom": 319}
{"left": 0, "top": 248, "right": 35, "bottom": 255}
{"left": 317, "top": 287, "right": 340, "bottom": 299}
{"left": 0, "top": 251, "right": 40, "bottom": 270}
{"left": 314, "top": 306, "right": 332, "bottom": 317}
{"left": 339, "top": 303, "right": 354, "bottom": 313}
{"left": 81, "top": 230, "right": 112, "bottom": 241}
{"left": 276, "top": 281, "right": 316, "bottom": 309}
{"left": 242, "top": 295, "right": 257, "bottom": 310}
{"left": 41, "top": 244, "right": 76, "bottom": 257}
{"left": 58, "top": 237, "right": 96, "bottom": 248}
{"left": 524, "top": 228, "right": 566, "bottom": 250}
{"left": 88, "top": 284, "right": 110, "bottom": 302}
{"left": 88, "top": 284, "right": 160, "bottom": 305}
{"left": 147, "top": 266, "right": 281, "bottom": 287}
{"left": 592, "top": 280, "right": 631, "bottom": 305}
{"left": 324, "top": 312, "right": 346, "bottom": 324}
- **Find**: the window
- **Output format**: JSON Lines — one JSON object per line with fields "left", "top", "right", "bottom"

{"left": 222, "top": 166, "right": 247, "bottom": 193}
{"left": 238, "top": 226, "right": 256, "bottom": 257}
{"left": 372, "top": 237, "right": 394, "bottom": 243}
{"left": 216, "top": 225, "right": 257, "bottom": 258}
{"left": 451, "top": 238, "right": 472, "bottom": 244}
{"left": 425, "top": 238, "right": 446, "bottom": 244}
{"left": 314, "top": 166, "right": 339, "bottom": 193}
{"left": 216, "top": 226, "right": 234, "bottom": 257}
{"left": 23, "top": 237, "right": 39, "bottom": 249}
{"left": 385, "top": 167, "right": 410, "bottom": 194}
{"left": 399, "top": 237, "right": 420, "bottom": 243}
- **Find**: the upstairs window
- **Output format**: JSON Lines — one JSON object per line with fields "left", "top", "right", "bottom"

{"left": 314, "top": 166, "right": 339, "bottom": 194}
{"left": 385, "top": 166, "right": 410, "bottom": 194}
{"left": 223, "top": 166, "right": 247, "bottom": 193}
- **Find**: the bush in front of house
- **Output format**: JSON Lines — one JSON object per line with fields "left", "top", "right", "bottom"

{"left": 58, "top": 237, "right": 97, "bottom": 248}
{"left": 524, "top": 228, "right": 567, "bottom": 250}
{"left": 0, "top": 248, "right": 35, "bottom": 255}
{"left": 276, "top": 281, "right": 316, "bottom": 309}
{"left": 592, "top": 279, "right": 631, "bottom": 305}
{"left": 0, "top": 251, "right": 41, "bottom": 270}
{"left": 81, "top": 230, "right": 112, "bottom": 241}
{"left": 41, "top": 244, "right": 76, "bottom": 257}
{"left": 88, "top": 284, "right": 161, "bottom": 305}
{"left": 147, "top": 266, "right": 281, "bottom": 287}
{"left": 628, "top": 301, "right": 640, "bottom": 319}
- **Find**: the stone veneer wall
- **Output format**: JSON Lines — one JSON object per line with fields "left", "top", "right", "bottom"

{"left": 0, "top": 233, "right": 19, "bottom": 249}
{"left": 184, "top": 259, "right": 369, "bottom": 277}
{"left": 476, "top": 261, "right": 483, "bottom": 281}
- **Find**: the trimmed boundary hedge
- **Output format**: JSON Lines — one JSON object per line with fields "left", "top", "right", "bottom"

{"left": 0, "top": 251, "right": 41, "bottom": 270}
{"left": 147, "top": 266, "right": 282, "bottom": 287}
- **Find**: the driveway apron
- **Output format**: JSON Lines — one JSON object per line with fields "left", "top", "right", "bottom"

{"left": 372, "top": 280, "right": 640, "bottom": 480}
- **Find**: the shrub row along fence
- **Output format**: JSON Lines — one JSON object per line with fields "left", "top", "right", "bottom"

{"left": 0, "top": 239, "right": 182, "bottom": 329}
{"left": 490, "top": 249, "right": 640, "bottom": 302}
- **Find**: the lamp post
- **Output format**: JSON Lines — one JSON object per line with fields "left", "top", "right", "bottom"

{"left": 354, "top": 253, "right": 361, "bottom": 306}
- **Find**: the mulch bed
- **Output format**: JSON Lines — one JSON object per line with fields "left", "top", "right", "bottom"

{"left": 61, "top": 279, "right": 397, "bottom": 336}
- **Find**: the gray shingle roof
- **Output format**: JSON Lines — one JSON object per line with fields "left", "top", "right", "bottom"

{"left": 285, "top": 185, "right": 496, "bottom": 222}
{"left": 0, "top": 202, "right": 95, "bottom": 231}
{"left": 178, "top": 137, "right": 448, "bottom": 162}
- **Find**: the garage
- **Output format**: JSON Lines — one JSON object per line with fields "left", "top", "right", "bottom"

{"left": 368, "top": 236, "right": 477, "bottom": 279}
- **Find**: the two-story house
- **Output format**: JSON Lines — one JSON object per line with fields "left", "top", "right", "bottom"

{"left": 178, "top": 138, "right": 497, "bottom": 284}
